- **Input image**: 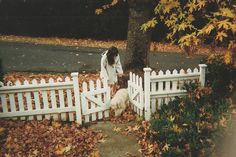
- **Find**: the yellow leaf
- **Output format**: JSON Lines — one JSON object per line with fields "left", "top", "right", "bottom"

{"left": 64, "top": 145, "right": 72, "bottom": 153}
{"left": 187, "top": 14, "right": 195, "bottom": 22}
{"left": 54, "top": 144, "right": 71, "bottom": 155}
{"left": 178, "top": 12, "right": 185, "bottom": 20}
{"left": 0, "top": 127, "right": 5, "bottom": 134}
{"left": 230, "top": 23, "right": 236, "bottom": 34}
{"left": 95, "top": 9, "right": 103, "bottom": 15}
{"left": 4, "top": 154, "right": 11, "bottom": 157}
{"left": 220, "top": 8, "right": 235, "bottom": 18}
{"left": 162, "top": 143, "right": 170, "bottom": 152}
{"left": 217, "top": 19, "right": 231, "bottom": 30}
{"left": 111, "top": 0, "right": 118, "bottom": 6}
{"left": 98, "top": 138, "right": 106, "bottom": 143}
{"left": 141, "top": 18, "right": 157, "bottom": 31}
{"left": 204, "top": 24, "right": 215, "bottom": 34}
{"left": 228, "top": 41, "right": 236, "bottom": 49}
{"left": 165, "top": 19, "right": 175, "bottom": 27}
{"left": 169, "top": 115, "right": 175, "bottom": 122}
{"left": 186, "top": 2, "right": 197, "bottom": 13}
{"left": 216, "top": 31, "right": 227, "bottom": 42}
{"left": 113, "top": 127, "right": 121, "bottom": 133}
{"left": 224, "top": 51, "right": 232, "bottom": 64}
{"left": 52, "top": 121, "right": 61, "bottom": 128}
{"left": 173, "top": 124, "right": 182, "bottom": 133}
{"left": 197, "top": 0, "right": 206, "bottom": 9}
{"left": 167, "top": 33, "right": 173, "bottom": 40}
{"left": 88, "top": 150, "right": 101, "bottom": 157}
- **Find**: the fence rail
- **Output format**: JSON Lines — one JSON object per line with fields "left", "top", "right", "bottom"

{"left": 0, "top": 72, "right": 110, "bottom": 124}
{"left": 129, "top": 64, "right": 207, "bottom": 120}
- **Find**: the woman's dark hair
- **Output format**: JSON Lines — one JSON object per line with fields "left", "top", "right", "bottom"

{"left": 107, "top": 46, "right": 118, "bottom": 65}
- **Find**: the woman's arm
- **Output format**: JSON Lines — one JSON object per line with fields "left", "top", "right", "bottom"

{"left": 115, "top": 55, "right": 123, "bottom": 75}
{"left": 100, "top": 55, "right": 109, "bottom": 81}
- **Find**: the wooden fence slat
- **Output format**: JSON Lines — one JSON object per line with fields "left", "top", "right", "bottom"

{"left": 89, "top": 81, "right": 97, "bottom": 121}
{"left": 58, "top": 89, "right": 66, "bottom": 121}
{"left": 49, "top": 78, "right": 59, "bottom": 121}
{"left": 103, "top": 79, "right": 110, "bottom": 118}
{"left": 172, "top": 69, "right": 178, "bottom": 91}
{"left": 0, "top": 94, "right": 8, "bottom": 113}
{"left": 9, "top": 94, "right": 16, "bottom": 112}
{"left": 24, "top": 80, "right": 33, "bottom": 120}
{"left": 139, "top": 77, "right": 144, "bottom": 116}
{"left": 40, "top": 79, "right": 51, "bottom": 120}
{"left": 32, "top": 79, "right": 42, "bottom": 120}
{"left": 96, "top": 79, "right": 103, "bottom": 120}
{"left": 82, "top": 82, "right": 90, "bottom": 122}
{"left": 165, "top": 70, "right": 171, "bottom": 104}
{"left": 16, "top": 81, "right": 25, "bottom": 120}
{"left": 65, "top": 77, "right": 74, "bottom": 121}
{"left": 151, "top": 71, "right": 157, "bottom": 113}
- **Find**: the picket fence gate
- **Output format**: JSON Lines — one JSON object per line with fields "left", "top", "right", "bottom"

{"left": 128, "top": 64, "right": 207, "bottom": 120}
{"left": 0, "top": 73, "right": 111, "bottom": 124}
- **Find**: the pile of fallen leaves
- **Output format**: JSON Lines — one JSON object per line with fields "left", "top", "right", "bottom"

{"left": 0, "top": 119, "right": 104, "bottom": 157}
{"left": 4, "top": 72, "right": 100, "bottom": 84}
{"left": 0, "top": 35, "right": 227, "bottom": 55}
{"left": 110, "top": 106, "right": 137, "bottom": 123}
{"left": 3, "top": 72, "right": 100, "bottom": 93}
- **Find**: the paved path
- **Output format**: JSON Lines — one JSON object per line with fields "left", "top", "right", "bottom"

{"left": 0, "top": 41, "right": 204, "bottom": 73}
{"left": 90, "top": 121, "right": 142, "bottom": 157}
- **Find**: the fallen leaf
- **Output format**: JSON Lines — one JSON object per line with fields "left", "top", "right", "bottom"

{"left": 0, "top": 127, "right": 5, "bottom": 134}
{"left": 113, "top": 127, "right": 121, "bottom": 133}
{"left": 98, "top": 138, "right": 106, "bottom": 143}
{"left": 88, "top": 149, "right": 100, "bottom": 157}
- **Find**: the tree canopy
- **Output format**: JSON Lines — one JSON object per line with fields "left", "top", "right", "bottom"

{"left": 142, "top": 0, "right": 236, "bottom": 54}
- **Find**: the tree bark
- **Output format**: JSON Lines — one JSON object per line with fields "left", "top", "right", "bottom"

{"left": 125, "top": 0, "right": 152, "bottom": 70}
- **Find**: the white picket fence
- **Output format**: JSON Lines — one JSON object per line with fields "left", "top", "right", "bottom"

{"left": 128, "top": 64, "right": 207, "bottom": 120}
{"left": 0, "top": 73, "right": 111, "bottom": 124}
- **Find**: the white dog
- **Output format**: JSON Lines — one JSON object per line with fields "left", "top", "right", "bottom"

{"left": 110, "top": 88, "right": 129, "bottom": 116}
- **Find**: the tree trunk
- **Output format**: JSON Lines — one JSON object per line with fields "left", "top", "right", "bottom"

{"left": 125, "top": 0, "right": 152, "bottom": 70}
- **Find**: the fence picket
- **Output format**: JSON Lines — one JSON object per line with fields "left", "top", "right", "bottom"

{"left": 58, "top": 89, "right": 66, "bottom": 121}
{"left": 136, "top": 75, "right": 140, "bottom": 114}
{"left": 32, "top": 79, "right": 42, "bottom": 120}
{"left": 129, "top": 72, "right": 134, "bottom": 110}
{"left": 40, "top": 79, "right": 51, "bottom": 120}
{"left": 0, "top": 94, "right": 8, "bottom": 113}
{"left": 16, "top": 81, "right": 25, "bottom": 120}
{"left": 65, "top": 77, "right": 74, "bottom": 121}
{"left": 172, "top": 69, "right": 178, "bottom": 91}
{"left": 103, "top": 79, "right": 110, "bottom": 118}
{"left": 96, "top": 79, "right": 103, "bottom": 120}
{"left": 9, "top": 94, "right": 17, "bottom": 120}
{"left": 9, "top": 94, "right": 16, "bottom": 112}
{"left": 89, "top": 80, "right": 97, "bottom": 121}
{"left": 139, "top": 77, "right": 143, "bottom": 116}
{"left": 24, "top": 80, "right": 33, "bottom": 120}
{"left": 179, "top": 69, "right": 185, "bottom": 89}
{"left": 82, "top": 82, "right": 90, "bottom": 122}
{"left": 165, "top": 70, "right": 171, "bottom": 104}
{"left": 49, "top": 78, "right": 58, "bottom": 121}
{"left": 151, "top": 71, "right": 157, "bottom": 113}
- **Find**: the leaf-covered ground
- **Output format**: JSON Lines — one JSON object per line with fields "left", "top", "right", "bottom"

{"left": 0, "top": 120, "right": 104, "bottom": 157}
{"left": 0, "top": 72, "right": 140, "bottom": 157}
{"left": 0, "top": 35, "right": 227, "bottom": 55}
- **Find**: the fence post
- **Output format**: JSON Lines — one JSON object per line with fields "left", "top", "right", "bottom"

{"left": 71, "top": 72, "right": 82, "bottom": 124}
{"left": 199, "top": 64, "right": 207, "bottom": 86}
{"left": 144, "top": 67, "right": 152, "bottom": 121}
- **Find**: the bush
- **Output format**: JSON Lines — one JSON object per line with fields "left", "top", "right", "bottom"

{"left": 203, "top": 54, "right": 236, "bottom": 99}
{"left": 148, "top": 53, "right": 235, "bottom": 157}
